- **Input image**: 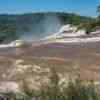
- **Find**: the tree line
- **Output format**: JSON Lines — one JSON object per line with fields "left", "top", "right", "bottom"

{"left": 0, "top": 12, "right": 99, "bottom": 43}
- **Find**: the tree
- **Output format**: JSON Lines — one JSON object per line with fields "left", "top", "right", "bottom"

{"left": 97, "top": 5, "right": 100, "bottom": 18}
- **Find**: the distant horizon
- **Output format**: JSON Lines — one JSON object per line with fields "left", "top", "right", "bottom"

{"left": 0, "top": 0, "right": 99, "bottom": 17}
{"left": 0, "top": 11, "right": 95, "bottom": 18}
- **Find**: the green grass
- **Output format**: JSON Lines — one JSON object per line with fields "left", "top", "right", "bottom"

{"left": 0, "top": 68, "right": 100, "bottom": 100}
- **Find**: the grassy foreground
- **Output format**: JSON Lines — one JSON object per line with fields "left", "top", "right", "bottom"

{"left": 0, "top": 69, "right": 100, "bottom": 100}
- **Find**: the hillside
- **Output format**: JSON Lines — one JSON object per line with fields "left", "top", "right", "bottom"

{"left": 0, "top": 12, "right": 100, "bottom": 99}
{"left": 0, "top": 12, "right": 95, "bottom": 43}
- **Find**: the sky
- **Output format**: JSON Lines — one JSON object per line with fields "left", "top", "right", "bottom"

{"left": 0, "top": 0, "right": 100, "bottom": 17}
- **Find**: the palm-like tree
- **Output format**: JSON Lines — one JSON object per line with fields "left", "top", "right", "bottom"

{"left": 97, "top": 5, "right": 100, "bottom": 17}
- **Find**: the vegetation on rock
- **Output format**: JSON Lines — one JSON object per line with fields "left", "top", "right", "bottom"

{"left": 0, "top": 12, "right": 97, "bottom": 43}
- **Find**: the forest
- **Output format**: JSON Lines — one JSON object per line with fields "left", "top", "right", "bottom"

{"left": 0, "top": 12, "right": 98, "bottom": 43}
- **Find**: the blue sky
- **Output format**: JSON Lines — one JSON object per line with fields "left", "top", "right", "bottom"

{"left": 0, "top": 0, "right": 100, "bottom": 16}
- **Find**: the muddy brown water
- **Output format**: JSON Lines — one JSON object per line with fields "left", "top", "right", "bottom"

{"left": 0, "top": 42, "right": 100, "bottom": 83}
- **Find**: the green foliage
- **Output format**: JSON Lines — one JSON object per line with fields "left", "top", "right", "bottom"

{"left": 0, "top": 12, "right": 96, "bottom": 43}
{"left": 63, "top": 79, "right": 100, "bottom": 100}
{"left": 38, "top": 72, "right": 100, "bottom": 100}
{"left": 97, "top": 5, "right": 100, "bottom": 18}
{"left": 0, "top": 77, "right": 100, "bottom": 100}
{"left": 0, "top": 68, "right": 100, "bottom": 100}
{"left": 0, "top": 67, "right": 100, "bottom": 100}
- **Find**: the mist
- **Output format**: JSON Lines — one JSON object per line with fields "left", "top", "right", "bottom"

{"left": 20, "top": 14, "right": 62, "bottom": 41}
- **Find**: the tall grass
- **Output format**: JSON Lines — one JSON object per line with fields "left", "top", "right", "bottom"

{"left": 0, "top": 68, "right": 100, "bottom": 100}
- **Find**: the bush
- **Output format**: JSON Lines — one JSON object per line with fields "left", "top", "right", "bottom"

{"left": 0, "top": 70, "right": 100, "bottom": 100}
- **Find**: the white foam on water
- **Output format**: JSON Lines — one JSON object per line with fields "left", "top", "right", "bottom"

{"left": 44, "top": 24, "right": 100, "bottom": 43}
{"left": 0, "top": 40, "right": 25, "bottom": 48}
{"left": 0, "top": 43, "right": 15, "bottom": 48}
{"left": 55, "top": 37, "right": 100, "bottom": 43}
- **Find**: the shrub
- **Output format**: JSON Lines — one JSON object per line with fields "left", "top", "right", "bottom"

{"left": 0, "top": 69, "right": 100, "bottom": 100}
